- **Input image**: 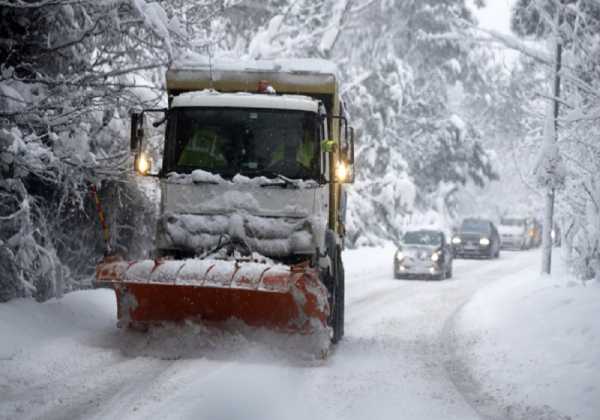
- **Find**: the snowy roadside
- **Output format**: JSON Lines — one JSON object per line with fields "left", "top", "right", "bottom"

{"left": 452, "top": 251, "right": 600, "bottom": 420}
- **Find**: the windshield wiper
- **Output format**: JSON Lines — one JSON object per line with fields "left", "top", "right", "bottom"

{"left": 260, "top": 173, "right": 300, "bottom": 189}
{"left": 238, "top": 170, "right": 318, "bottom": 188}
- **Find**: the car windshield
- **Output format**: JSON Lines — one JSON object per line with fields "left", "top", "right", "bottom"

{"left": 402, "top": 231, "right": 442, "bottom": 246}
{"left": 164, "top": 107, "right": 319, "bottom": 180}
{"left": 461, "top": 219, "right": 490, "bottom": 233}
{"left": 501, "top": 218, "right": 526, "bottom": 226}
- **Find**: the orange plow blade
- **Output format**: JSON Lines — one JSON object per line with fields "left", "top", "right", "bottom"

{"left": 95, "top": 256, "right": 330, "bottom": 334}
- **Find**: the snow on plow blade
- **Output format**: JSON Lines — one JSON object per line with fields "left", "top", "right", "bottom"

{"left": 95, "top": 256, "right": 330, "bottom": 334}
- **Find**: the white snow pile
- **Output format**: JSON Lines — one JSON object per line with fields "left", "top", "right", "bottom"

{"left": 118, "top": 258, "right": 291, "bottom": 290}
{"left": 167, "top": 170, "right": 319, "bottom": 189}
{"left": 118, "top": 319, "right": 331, "bottom": 362}
{"left": 455, "top": 256, "right": 600, "bottom": 419}
{"left": 163, "top": 211, "right": 315, "bottom": 258}
{"left": 172, "top": 53, "right": 339, "bottom": 78}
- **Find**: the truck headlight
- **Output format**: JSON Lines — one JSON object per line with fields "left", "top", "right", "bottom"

{"left": 396, "top": 252, "right": 404, "bottom": 262}
{"left": 431, "top": 252, "right": 440, "bottom": 262}
{"left": 136, "top": 152, "right": 150, "bottom": 175}
{"left": 335, "top": 161, "right": 349, "bottom": 182}
{"left": 480, "top": 237, "right": 490, "bottom": 246}
{"left": 451, "top": 236, "right": 461, "bottom": 245}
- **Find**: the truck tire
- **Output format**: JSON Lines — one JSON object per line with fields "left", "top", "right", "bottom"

{"left": 331, "top": 250, "right": 345, "bottom": 344}
{"left": 337, "top": 255, "right": 345, "bottom": 339}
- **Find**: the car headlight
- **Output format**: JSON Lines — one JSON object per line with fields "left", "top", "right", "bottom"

{"left": 396, "top": 252, "right": 404, "bottom": 262}
{"left": 480, "top": 237, "right": 490, "bottom": 246}
{"left": 431, "top": 252, "right": 440, "bottom": 262}
{"left": 451, "top": 236, "right": 461, "bottom": 245}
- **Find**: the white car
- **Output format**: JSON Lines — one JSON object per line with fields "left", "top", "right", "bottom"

{"left": 498, "top": 217, "right": 529, "bottom": 250}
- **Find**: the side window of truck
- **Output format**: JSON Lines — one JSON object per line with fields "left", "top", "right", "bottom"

{"left": 339, "top": 100, "right": 349, "bottom": 152}
{"left": 319, "top": 107, "right": 329, "bottom": 181}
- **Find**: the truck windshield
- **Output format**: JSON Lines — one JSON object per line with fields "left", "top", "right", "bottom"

{"left": 164, "top": 107, "right": 320, "bottom": 180}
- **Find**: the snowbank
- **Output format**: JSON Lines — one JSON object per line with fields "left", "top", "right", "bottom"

{"left": 0, "top": 290, "right": 116, "bottom": 360}
{"left": 455, "top": 255, "right": 600, "bottom": 419}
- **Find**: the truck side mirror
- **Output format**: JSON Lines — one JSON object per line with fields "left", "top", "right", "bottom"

{"left": 130, "top": 108, "right": 167, "bottom": 176}
{"left": 318, "top": 114, "right": 330, "bottom": 183}
{"left": 336, "top": 127, "right": 355, "bottom": 183}
{"left": 349, "top": 127, "right": 355, "bottom": 165}
{"left": 130, "top": 112, "right": 143, "bottom": 152}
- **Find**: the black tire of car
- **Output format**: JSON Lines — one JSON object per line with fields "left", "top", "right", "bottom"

{"left": 447, "top": 263, "right": 453, "bottom": 279}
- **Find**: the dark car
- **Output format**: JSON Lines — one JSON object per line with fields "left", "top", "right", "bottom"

{"left": 394, "top": 229, "right": 453, "bottom": 280}
{"left": 452, "top": 218, "right": 501, "bottom": 259}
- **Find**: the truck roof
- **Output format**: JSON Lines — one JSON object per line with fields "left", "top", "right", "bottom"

{"left": 171, "top": 90, "right": 319, "bottom": 113}
{"left": 166, "top": 57, "right": 338, "bottom": 97}
{"left": 171, "top": 56, "right": 338, "bottom": 76}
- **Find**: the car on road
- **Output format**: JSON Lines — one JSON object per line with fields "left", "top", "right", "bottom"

{"left": 394, "top": 229, "right": 453, "bottom": 280}
{"left": 498, "top": 216, "right": 529, "bottom": 250}
{"left": 452, "top": 218, "right": 501, "bottom": 259}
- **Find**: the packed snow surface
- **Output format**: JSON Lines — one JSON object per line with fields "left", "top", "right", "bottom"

{"left": 1, "top": 248, "right": 597, "bottom": 420}
{"left": 117, "top": 258, "right": 290, "bottom": 289}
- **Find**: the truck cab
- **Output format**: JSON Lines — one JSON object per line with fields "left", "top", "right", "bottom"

{"left": 126, "top": 58, "right": 354, "bottom": 343}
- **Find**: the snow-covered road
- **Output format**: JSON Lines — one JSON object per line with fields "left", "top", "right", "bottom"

{"left": 1, "top": 247, "right": 542, "bottom": 420}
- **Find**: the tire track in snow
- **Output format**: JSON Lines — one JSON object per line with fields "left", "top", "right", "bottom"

{"left": 338, "top": 250, "right": 541, "bottom": 420}
{"left": 441, "top": 250, "right": 570, "bottom": 420}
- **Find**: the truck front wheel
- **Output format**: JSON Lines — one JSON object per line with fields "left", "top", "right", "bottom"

{"left": 330, "top": 249, "right": 345, "bottom": 344}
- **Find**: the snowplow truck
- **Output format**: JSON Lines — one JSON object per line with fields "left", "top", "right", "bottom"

{"left": 95, "top": 59, "right": 355, "bottom": 344}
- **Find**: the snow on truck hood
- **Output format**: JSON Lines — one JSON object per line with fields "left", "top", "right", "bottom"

{"left": 171, "top": 90, "right": 319, "bottom": 113}
{"left": 163, "top": 171, "right": 324, "bottom": 218}
{"left": 158, "top": 171, "right": 328, "bottom": 257}
{"left": 168, "top": 170, "right": 320, "bottom": 189}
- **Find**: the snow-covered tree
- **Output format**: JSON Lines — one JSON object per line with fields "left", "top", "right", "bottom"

{"left": 0, "top": 0, "right": 504, "bottom": 301}
{"left": 510, "top": 0, "right": 600, "bottom": 279}
{"left": 0, "top": 0, "right": 186, "bottom": 301}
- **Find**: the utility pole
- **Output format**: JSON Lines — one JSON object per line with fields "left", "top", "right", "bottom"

{"left": 541, "top": 5, "right": 563, "bottom": 275}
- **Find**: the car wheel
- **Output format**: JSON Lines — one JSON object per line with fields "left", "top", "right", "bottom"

{"left": 447, "top": 263, "right": 453, "bottom": 279}
{"left": 433, "top": 272, "right": 444, "bottom": 281}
